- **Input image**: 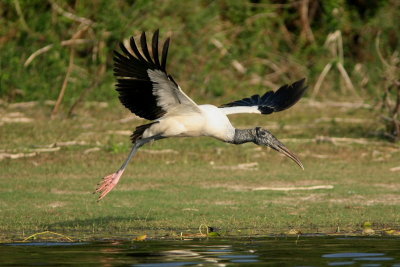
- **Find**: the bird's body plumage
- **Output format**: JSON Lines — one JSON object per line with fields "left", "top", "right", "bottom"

{"left": 142, "top": 104, "right": 235, "bottom": 142}
{"left": 96, "top": 30, "right": 308, "bottom": 200}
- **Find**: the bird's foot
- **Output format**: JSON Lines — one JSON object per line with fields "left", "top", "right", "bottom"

{"left": 95, "top": 170, "right": 124, "bottom": 201}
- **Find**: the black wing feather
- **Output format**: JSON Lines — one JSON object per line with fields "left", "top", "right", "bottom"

{"left": 116, "top": 79, "right": 165, "bottom": 120}
{"left": 118, "top": 43, "right": 135, "bottom": 61}
{"left": 221, "top": 78, "right": 307, "bottom": 114}
{"left": 114, "top": 30, "right": 172, "bottom": 120}
{"left": 161, "top": 38, "right": 170, "bottom": 72}
{"left": 129, "top": 36, "right": 147, "bottom": 63}
{"left": 152, "top": 30, "right": 161, "bottom": 66}
{"left": 140, "top": 32, "right": 154, "bottom": 64}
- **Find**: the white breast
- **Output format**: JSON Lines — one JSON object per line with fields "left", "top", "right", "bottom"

{"left": 198, "top": 105, "right": 235, "bottom": 141}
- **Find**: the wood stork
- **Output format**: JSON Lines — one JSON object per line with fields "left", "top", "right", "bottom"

{"left": 95, "top": 30, "right": 308, "bottom": 200}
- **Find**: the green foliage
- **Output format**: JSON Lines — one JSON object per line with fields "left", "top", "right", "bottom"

{"left": 0, "top": 0, "right": 399, "bottom": 106}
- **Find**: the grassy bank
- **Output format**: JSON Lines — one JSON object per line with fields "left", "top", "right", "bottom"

{"left": 1, "top": 0, "right": 400, "bottom": 242}
{"left": 1, "top": 99, "right": 400, "bottom": 241}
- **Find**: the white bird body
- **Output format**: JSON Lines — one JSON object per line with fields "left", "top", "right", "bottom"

{"left": 143, "top": 104, "right": 235, "bottom": 141}
{"left": 95, "top": 30, "right": 307, "bottom": 200}
{"left": 198, "top": 105, "right": 236, "bottom": 141}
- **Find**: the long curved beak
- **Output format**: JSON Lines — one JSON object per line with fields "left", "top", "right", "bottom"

{"left": 272, "top": 142, "right": 304, "bottom": 170}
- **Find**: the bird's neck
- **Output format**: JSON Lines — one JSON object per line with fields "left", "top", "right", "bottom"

{"left": 229, "top": 128, "right": 256, "bottom": 144}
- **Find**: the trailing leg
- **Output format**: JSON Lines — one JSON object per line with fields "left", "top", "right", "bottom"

{"left": 95, "top": 135, "right": 163, "bottom": 201}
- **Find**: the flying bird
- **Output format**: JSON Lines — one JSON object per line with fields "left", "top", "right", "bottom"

{"left": 95, "top": 30, "right": 307, "bottom": 200}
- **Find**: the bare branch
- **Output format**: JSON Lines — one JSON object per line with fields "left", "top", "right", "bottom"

{"left": 253, "top": 185, "right": 333, "bottom": 191}
{"left": 24, "top": 39, "right": 91, "bottom": 67}
{"left": 337, "top": 62, "right": 358, "bottom": 96}
{"left": 312, "top": 62, "right": 332, "bottom": 97}
{"left": 13, "top": 0, "right": 33, "bottom": 33}
{"left": 299, "top": 0, "right": 315, "bottom": 43}
{"left": 49, "top": 0, "right": 94, "bottom": 26}
{"left": 375, "top": 32, "right": 390, "bottom": 68}
{"left": 51, "top": 50, "right": 75, "bottom": 118}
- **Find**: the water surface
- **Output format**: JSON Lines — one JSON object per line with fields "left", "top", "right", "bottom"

{"left": 1, "top": 236, "right": 400, "bottom": 266}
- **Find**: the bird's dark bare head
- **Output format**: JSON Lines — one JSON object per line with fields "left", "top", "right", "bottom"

{"left": 254, "top": 127, "right": 304, "bottom": 170}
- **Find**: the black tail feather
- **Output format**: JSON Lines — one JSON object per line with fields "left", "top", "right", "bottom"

{"left": 130, "top": 122, "right": 159, "bottom": 143}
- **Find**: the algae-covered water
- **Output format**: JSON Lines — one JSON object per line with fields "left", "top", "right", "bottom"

{"left": 1, "top": 236, "right": 400, "bottom": 266}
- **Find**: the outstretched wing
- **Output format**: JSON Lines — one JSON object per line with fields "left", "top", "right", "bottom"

{"left": 114, "top": 30, "right": 199, "bottom": 121}
{"left": 219, "top": 79, "right": 307, "bottom": 115}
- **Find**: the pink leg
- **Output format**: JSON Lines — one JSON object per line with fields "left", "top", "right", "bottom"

{"left": 95, "top": 169, "right": 125, "bottom": 201}
{"left": 94, "top": 137, "right": 155, "bottom": 201}
{"left": 95, "top": 135, "right": 163, "bottom": 201}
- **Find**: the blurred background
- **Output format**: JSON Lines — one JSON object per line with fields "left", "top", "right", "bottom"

{"left": 0, "top": 0, "right": 399, "bottom": 140}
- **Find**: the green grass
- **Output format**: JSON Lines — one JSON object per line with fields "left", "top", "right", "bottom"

{"left": 1, "top": 100, "right": 400, "bottom": 241}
